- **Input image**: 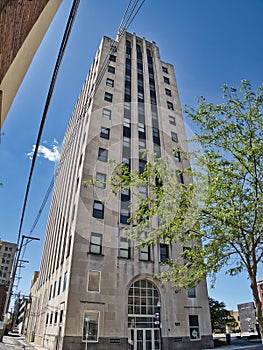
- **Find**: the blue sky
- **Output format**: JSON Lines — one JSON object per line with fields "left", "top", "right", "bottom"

{"left": 1, "top": 0, "right": 263, "bottom": 310}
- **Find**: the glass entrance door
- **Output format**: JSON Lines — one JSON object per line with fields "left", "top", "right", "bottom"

{"left": 130, "top": 329, "right": 161, "bottom": 350}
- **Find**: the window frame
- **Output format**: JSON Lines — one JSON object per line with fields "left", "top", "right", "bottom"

{"left": 169, "top": 115, "right": 176, "bottom": 125}
{"left": 160, "top": 244, "right": 169, "bottom": 263}
{"left": 104, "top": 92, "right": 113, "bottom": 102}
{"left": 87, "top": 270, "right": 101, "bottom": 293}
{"left": 100, "top": 127, "right": 110, "bottom": 140}
{"left": 90, "top": 233, "right": 102, "bottom": 255}
{"left": 93, "top": 201, "right": 104, "bottom": 219}
{"left": 171, "top": 132, "right": 178, "bottom": 143}
{"left": 102, "top": 108, "right": 111, "bottom": 119}
{"left": 82, "top": 311, "right": 100, "bottom": 343}
{"left": 98, "top": 148, "right": 108, "bottom": 162}
{"left": 108, "top": 66, "right": 115, "bottom": 74}
{"left": 119, "top": 238, "right": 131, "bottom": 259}
{"left": 106, "top": 78, "right": 114, "bottom": 88}
{"left": 139, "top": 246, "right": 150, "bottom": 261}
{"left": 95, "top": 172, "right": 106, "bottom": 189}
{"left": 167, "top": 101, "right": 174, "bottom": 111}
{"left": 189, "top": 315, "right": 200, "bottom": 340}
{"left": 165, "top": 88, "right": 172, "bottom": 97}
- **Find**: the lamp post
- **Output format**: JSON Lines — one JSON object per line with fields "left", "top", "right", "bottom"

{"left": 156, "top": 300, "right": 163, "bottom": 350}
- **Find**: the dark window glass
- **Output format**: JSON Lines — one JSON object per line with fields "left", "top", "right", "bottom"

{"left": 106, "top": 78, "right": 114, "bottom": 87}
{"left": 109, "top": 54, "right": 116, "bottom": 62}
{"left": 139, "top": 246, "right": 150, "bottom": 261}
{"left": 100, "top": 127, "right": 110, "bottom": 140}
{"left": 98, "top": 148, "right": 108, "bottom": 162}
{"left": 160, "top": 244, "right": 169, "bottom": 262}
{"left": 169, "top": 115, "right": 175, "bottom": 125}
{"left": 165, "top": 88, "right": 172, "bottom": 96}
{"left": 108, "top": 66, "right": 115, "bottom": 74}
{"left": 104, "top": 92, "right": 113, "bottom": 102}
{"left": 95, "top": 173, "right": 106, "bottom": 188}
{"left": 174, "top": 149, "right": 181, "bottom": 162}
{"left": 171, "top": 132, "right": 178, "bottom": 142}
{"left": 167, "top": 101, "right": 174, "bottom": 110}
{"left": 93, "top": 201, "right": 104, "bottom": 219}
{"left": 139, "top": 160, "right": 146, "bottom": 174}
{"left": 164, "top": 76, "right": 170, "bottom": 84}
{"left": 120, "top": 209, "right": 130, "bottom": 224}
{"left": 162, "top": 66, "right": 168, "bottom": 74}
{"left": 119, "top": 239, "right": 130, "bottom": 259}
{"left": 189, "top": 315, "right": 200, "bottom": 340}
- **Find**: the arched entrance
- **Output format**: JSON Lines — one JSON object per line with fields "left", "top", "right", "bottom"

{"left": 128, "top": 279, "right": 161, "bottom": 350}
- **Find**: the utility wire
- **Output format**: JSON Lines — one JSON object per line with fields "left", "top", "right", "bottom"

{"left": 16, "top": 0, "right": 80, "bottom": 248}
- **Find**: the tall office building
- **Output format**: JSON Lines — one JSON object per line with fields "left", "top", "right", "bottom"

{"left": 28, "top": 32, "right": 213, "bottom": 350}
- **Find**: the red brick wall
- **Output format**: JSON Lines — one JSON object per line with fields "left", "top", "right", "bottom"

{"left": 0, "top": 0, "right": 50, "bottom": 83}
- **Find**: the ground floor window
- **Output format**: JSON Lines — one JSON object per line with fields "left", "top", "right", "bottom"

{"left": 189, "top": 314, "right": 200, "bottom": 340}
{"left": 82, "top": 311, "right": 99, "bottom": 342}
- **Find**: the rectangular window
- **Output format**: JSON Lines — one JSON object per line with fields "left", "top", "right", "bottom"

{"left": 93, "top": 201, "right": 104, "bottom": 219}
{"left": 123, "top": 136, "right": 130, "bottom": 148}
{"left": 138, "top": 186, "right": 147, "bottom": 199}
{"left": 120, "top": 208, "right": 130, "bottom": 225}
{"left": 164, "top": 76, "right": 170, "bottom": 84}
{"left": 176, "top": 171, "right": 184, "bottom": 184}
{"left": 119, "top": 239, "right": 130, "bottom": 259}
{"left": 169, "top": 115, "right": 176, "bottom": 125}
{"left": 139, "top": 246, "right": 150, "bottom": 261}
{"left": 139, "top": 160, "right": 146, "bottom": 174}
{"left": 100, "top": 127, "right": 110, "bottom": 140}
{"left": 49, "top": 285, "right": 52, "bottom": 300}
{"left": 83, "top": 311, "right": 99, "bottom": 342}
{"left": 109, "top": 54, "right": 116, "bottom": 62}
{"left": 53, "top": 281, "right": 56, "bottom": 298}
{"left": 167, "top": 101, "right": 174, "bottom": 110}
{"left": 90, "top": 233, "right": 102, "bottom": 255}
{"left": 106, "top": 78, "right": 114, "bottom": 87}
{"left": 123, "top": 117, "right": 130, "bottom": 128}
{"left": 98, "top": 148, "right": 108, "bottom": 162}
{"left": 54, "top": 311, "right": 58, "bottom": 324}
{"left": 189, "top": 315, "right": 200, "bottom": 340}
{"left": 171, "top": 132, "right": 178, "bottom": 142}
{"left": 102, "top": 108, "right": 111, "bottom": 119}
{"left": 104, "top": 92, "right": 113, "bottom": 102}
{"left": 160, "top": 244, "right": 169, "bottom": 262}
{"left": 174, "top": 149, "right": 181, "bottom": 162}
{"left": 108, "top": 66, "right": 115, "bottom": 74}
{"left": 57, "top": 277, "right": 61, "bottom": 295}
{"left": 95, "top": 172, "right": 106, "bottom": 188}
{"left": 87, "top": 270, "right": 101, "bottom": 292}
{"left": 60, "top": 310, "right": 64, "bottom": 323}
{"left": 165, "top": 88, "right": 172, "bottom": 96}
{"left": 63, "top": 271, "right": 67, "bottom": 292}
{"left": 188, "top": 287, "right": 196, "bottom": 298}
{"left": 162, "top": 66, "right": 168, "bottom": 74}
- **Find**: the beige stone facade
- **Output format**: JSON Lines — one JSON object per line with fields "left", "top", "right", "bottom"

{"left": 27, "top": 32, "right": 213, "bottom": 350}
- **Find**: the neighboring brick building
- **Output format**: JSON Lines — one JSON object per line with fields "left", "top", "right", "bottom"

{"left": 0, "top": 0, "right": 62, "bottom": 127}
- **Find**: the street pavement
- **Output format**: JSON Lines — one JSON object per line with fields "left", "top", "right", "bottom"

{"left": 0, "top": 336, "right": 45, "bottom": 350}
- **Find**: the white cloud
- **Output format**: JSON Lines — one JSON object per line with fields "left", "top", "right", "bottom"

{"left": 27, "top": 140, "right": 60, "bottom": 162}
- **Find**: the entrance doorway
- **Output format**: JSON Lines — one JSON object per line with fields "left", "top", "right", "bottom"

{"left": 128, "top": 279, "right": 161, "bottom": 350}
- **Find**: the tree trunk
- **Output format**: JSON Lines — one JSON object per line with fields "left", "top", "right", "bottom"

{"left": 250, "top": 275, "right": 263, "bottom": 343}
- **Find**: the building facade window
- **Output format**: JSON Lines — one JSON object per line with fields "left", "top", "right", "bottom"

{"left": 49, "top": 285, "right": 52, "bottom": 300}
{"left": 109, "top": 54, "right": 116, "bottom": 62}
{"left": 90, "top": 233, "right": 102, "bottom": 255}
{"left": 120, "top": 208, "right": 130, "bottom": 224}
{"left": 165, "top": 88, "right": 172, "bottom": 96}
{"left": 160, "top": 244, "right": 169, "bottom": 262}
{"left": 169, "top": 115, "right": 176, "bottom": 125}
{"left": 53, "top": 281, "right": 56, "bottom": 298}
{"left": 57, "top": 276, "right": 61, "bottom": 295}
{"left": 164, "top": 76, "right": 170, "bottom": 84}
{"left": 108, "top": 66, "right": 115, "bottom": 74}
{"left": 95, "top": 172, "right": 106, "bottom": 188}
{"left": 162, "top": 66, "right": 168, "bottom": 73}
{"left": 167, "top": 101, "right": 174, "bottom": 110}
{"left": 139, "top": 246, "right": 150, "bottom": 261}
{"left": 188, "top": 287, "right": 196, "bottom": 298}
{"left": 82, "top": 311, "right": 99, "bottom": 342}
{"left": 119, "top": 239, "right": 130, "bottom": 259}
{"left": 98, "top": 148, "right": 108, "bottom": 162}
{"left": 106, "top": 78, "right": 114, "bottom": 87}
{"left": 102, "top": 108, "right": 111, "bottom": 119}
{"left": 104, "top": 92, "right": 113, "bottom": 102}
{"left": 174, "top": 149, "right": 181, "bottom": 162}
{"left": 171, "top": 132, "right": 178, "bottom": 142}
{"left": 100, "top": 127, "right": 110, "bottom": 140}
{"left": 87, "top": 270, "right": 101, "bottom": 292}
{"left": 189, "top": 315, "right": 200, "bottom": 340}
{"left": 93, "top": 201, "right": 104, "bottom": 219}
{"left": 63, "top": 271, "right": 67, "bottom": 292}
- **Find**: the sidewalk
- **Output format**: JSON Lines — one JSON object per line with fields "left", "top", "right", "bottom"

{"left": 0, "top": 336, "right": 46, "bottom": 350}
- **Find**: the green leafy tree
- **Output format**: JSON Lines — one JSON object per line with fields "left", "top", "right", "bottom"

{"left": 108, "top": 80, "right": 263, "bottom": 339}
{"left": 209, "top": 297, "right": 238, "bottom": 333}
